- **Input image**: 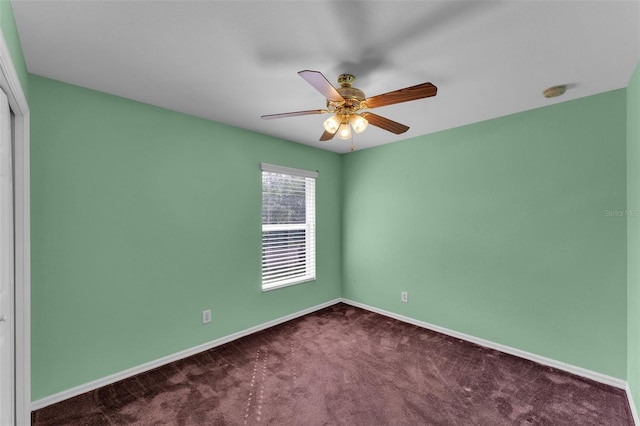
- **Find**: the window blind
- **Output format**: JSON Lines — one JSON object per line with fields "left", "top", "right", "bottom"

{"left": 261, "top": 164, "right": 316, "bottom": 290}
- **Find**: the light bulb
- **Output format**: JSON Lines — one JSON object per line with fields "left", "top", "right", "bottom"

{"left": 350, "top": 114, "right": 369, "bottom": 134}
{"left": 323, "top": 115, "right": 341, "bottom": 133}
{"left": 337, "top": 123, "right": 352, "bottom": 140}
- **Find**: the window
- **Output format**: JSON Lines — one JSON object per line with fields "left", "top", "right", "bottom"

{"left": 261, "top": 163, "right": 317, "bottom": 291}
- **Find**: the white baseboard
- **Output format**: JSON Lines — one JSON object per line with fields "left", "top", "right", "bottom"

{"left": 31, "top": 298, "right": 342, "bottom": 411}
{"left": 340, "top": 298, "right": 627, "bottom": 390}
{"left": 627, "top": 383, "right": 640, "bottom": 426}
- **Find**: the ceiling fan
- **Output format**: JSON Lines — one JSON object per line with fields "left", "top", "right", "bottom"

{"left": 261, "top": 70, "right": 437, "bottom": 144}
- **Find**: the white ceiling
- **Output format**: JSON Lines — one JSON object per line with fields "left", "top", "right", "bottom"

{"left": 11, "top": 1, "right": 640, "bottom": 153}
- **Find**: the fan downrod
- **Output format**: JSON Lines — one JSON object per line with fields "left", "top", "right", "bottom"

{"left": 337, "top": 74, "right": 355, "bottom": 87}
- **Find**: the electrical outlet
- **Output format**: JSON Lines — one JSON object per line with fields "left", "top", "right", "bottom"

{"left": 401, "top": 291, "right": 408, "bottom": 303}
{"left": 202, "top": 309, "right": 211, "bottom": 324}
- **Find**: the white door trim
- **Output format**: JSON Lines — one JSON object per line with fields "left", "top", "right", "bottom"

{"left": 0, "top": 86, "right": 14, "bottom": 425}
{"left": 0, "top": 30, "right": 30, "bottom": 426}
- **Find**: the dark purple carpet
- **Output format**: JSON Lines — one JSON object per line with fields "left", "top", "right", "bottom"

{"left": 32, "top": 303, "right": 633, "bottom": 425}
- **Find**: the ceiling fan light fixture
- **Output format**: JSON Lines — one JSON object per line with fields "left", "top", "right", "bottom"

{"left": 262, "top": 70, "right": 438, "bottom": 145}
{"left": 337, "top": 122, "right": 352, "bottom": 140}
{"left": 350, "top": 114, "right": 368, "bottom": 134}
{"left": 323, "top": 114, "right": 341, "bottom": 133}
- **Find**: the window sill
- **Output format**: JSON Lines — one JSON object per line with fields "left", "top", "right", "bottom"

{"left": 262, "top": 277, "right": 316, "bottom": 292}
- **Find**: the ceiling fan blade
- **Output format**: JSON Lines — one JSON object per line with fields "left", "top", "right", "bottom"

{"left": 365, "top": 82, "right": 437, "bottom": 109}
{"left": 261, "top": 109, "right": 327, "bottom": 120}
{"left": 298, "top": 70, "right": 344, "bottom": 103}
{"left": 362, "top": 112, "right": 410, "bottom": 134}
{"left": 320, "top": 129, "right": 337, "bottom": 141}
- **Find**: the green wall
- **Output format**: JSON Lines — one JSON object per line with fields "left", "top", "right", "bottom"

{"left": 342, "top": 90, "right": 628, "bottom": 378}
{"left": 628, "top": 60, "right": 640, "bottom": 412}
{"left": 29, "top": 75, "right": 342, "bottom": 400}
{"left": 0, "top": 0, "right": 28, "bottom": 97}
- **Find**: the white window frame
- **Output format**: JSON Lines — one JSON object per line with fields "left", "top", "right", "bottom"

{"left": 261, "top": 163, "right": 317, "bottom": 291}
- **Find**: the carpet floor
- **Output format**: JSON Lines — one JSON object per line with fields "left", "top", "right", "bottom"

{"left": 32, "top": 303, "right": 633, "bottom": 425}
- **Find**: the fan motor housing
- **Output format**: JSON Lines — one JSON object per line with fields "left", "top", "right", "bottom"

{"left": 337, "top": 74, "right": 365, "bottom": 101}
{"left": 337, "top": 86, "right": 365, "bottom": 101}
{"left": 330, "top": 74, "right": 365, "bottom": 110}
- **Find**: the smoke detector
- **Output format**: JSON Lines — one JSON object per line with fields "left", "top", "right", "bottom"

{"left": 543, "top": 85, "right": 567, "bottom": 98}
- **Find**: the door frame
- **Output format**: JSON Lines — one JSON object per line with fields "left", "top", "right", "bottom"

{"left": 0, "top": 30, "right": 30, "bottom": 426}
